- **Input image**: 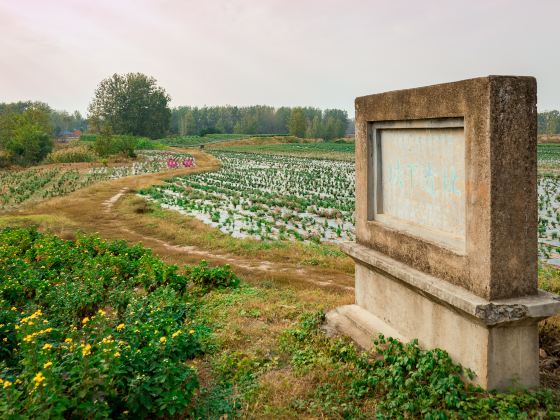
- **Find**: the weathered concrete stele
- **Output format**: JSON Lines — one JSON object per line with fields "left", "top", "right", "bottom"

{"left": 326, "top": 76, "right": 560, "bottom": 390}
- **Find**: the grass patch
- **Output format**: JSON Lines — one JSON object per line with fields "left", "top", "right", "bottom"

{"left": 114, "top": 194, "right": 353, "bottom": 274}
{"left": 210, "top": 141, "right": 355, "bottom": 161}
{"left": 185, "top": 280, "right": 560, "bottom": 418}
{"left": 158, "top": 134, "right": 250, "bottom": 147}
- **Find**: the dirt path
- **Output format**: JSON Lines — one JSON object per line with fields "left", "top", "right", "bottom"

{"left": 11, "top": 149, "right": 355, "bottom": 295}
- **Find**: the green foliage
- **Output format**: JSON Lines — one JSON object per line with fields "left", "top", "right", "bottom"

{"left": 88, "top": 73, "right": 171, "bottom": 139}
{"left": 0, "top": 227, "right": 232, "bottom": 417}
{"left": 281, "top": 310, "right": 560, "bottom": 418}
{"left": 539, "top": 110, "right": 560, "bottom": 135}
{"left": 94, "top": 129, "right": 137, "bottom": 158}
{"left": 288, "top": 107, "right": 307, "bottom": 138}
{"left": 215, "top": 141, "right": 355, "bottom": 161}
{"left": 185, "top": 260, "right": 240, "bottom": 291}
{"left": 158, "top": 133, "right": 249, "bottom": 147}
{"left": 0, "top": 104, "right": 53, "bottom": 166}
{"left": 171, "top": 105, "right": 349, "bottom": 139}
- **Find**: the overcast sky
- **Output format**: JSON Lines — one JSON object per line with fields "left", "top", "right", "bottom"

{"left": 1, "top": 0, "right": 559, "bottom": 116}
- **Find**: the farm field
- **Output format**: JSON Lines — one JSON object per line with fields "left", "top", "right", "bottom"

{"left": 210, "top": 141, "right": 355, "bottom": 161}
{"left": 0, "top": 150, "right": 194, "bottom": 211}
{"left": 137, "top": 147, "right": 560, "bottom": 267}
{"left": 539, "top": 143, "right": 560, "bottom": 176}
{"left": 139, "top": 151, "right": 355, "bottom": 243}
{"left": 156, "top": 133, "right": 250, "bottom": 148}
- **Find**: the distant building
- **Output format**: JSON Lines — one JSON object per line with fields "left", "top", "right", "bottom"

{"left": 56, "top": 129, "right": 82, "bottom": 143}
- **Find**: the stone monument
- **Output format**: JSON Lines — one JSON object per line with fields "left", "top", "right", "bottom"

{"left": 327, "top": 76, "right": 560, "bottom": 389}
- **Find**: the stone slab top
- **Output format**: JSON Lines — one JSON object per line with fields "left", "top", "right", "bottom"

{"left": 340, "top": 241, "right": 560, "bottom": 326}
{"left": 353, "top": 76, "right": 537, "bottom": 301}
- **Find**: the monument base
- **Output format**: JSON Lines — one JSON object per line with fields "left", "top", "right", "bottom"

{"left": 326, "top": 242, "right": 560, "bottom": 390}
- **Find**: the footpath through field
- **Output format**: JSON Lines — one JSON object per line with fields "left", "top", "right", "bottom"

{"left": 8, "top": 148, "right": 355, "bottom": 295}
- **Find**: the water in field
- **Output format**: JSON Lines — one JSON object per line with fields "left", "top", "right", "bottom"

{"left": 140, "top": 150, "right": 560, "bottom": 266}
{"left": 140, "top": 151, "right": 355, "bottom": 244}
{"left": 538, "top": 176, "right": 560, "bottom": 266}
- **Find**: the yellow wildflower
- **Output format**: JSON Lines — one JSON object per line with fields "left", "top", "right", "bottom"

{"left": 33, "top": 372, "right": 45, "bottom": 387}
{"left": 64, "top": 338, "right": 73, "bottom": 344}
{"left": 97, "top": 309, "right": 106, "bottom": 316}
{"left": 159, "top": 336, "right": 167, "bottom": 344}
{"left": 116, "top": 323, "right": 125, "bottom": 331}
{"left": 3, "top": 380, "right": 12, "bottom": 389}
{"left": 42, "top": 343, "right": 53, "bottom": 350}
{"left": 172, "top": 331, "right": 181, "bottom": 338}
{"left": 43, "top": 362, "right": 52, "bottom": 369}
{"left": 114, "top": 352, "right": 121, "bottom": 358}
{"left": 3, "top": 338, "right": 7, "bottom": 342}
{"left": 82, "top": 344, "right": 92, "bottom": 356}
{"left": 82, "top": 317, "right": 90, "bottom": 324}
{"left": 189, "top": 329, "right": 195, "bottom": 335}
{"left": 10, "top": 307, "right": 16, "bottom": 311}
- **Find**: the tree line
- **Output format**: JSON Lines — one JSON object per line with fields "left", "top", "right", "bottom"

{"left": 538, "top": 110, "right": 560, "bottom": 135}
{"left": 170, "top": 105, "right": 350, "bottom": 140}
{"left": 0, "top": 101, "right": 87, "bottom": 165}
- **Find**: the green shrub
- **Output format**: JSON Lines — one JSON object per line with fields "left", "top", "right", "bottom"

{"left": 185, "top": 260, "right": 240, "bottom": 291}
{"left": 79, "top": 133, "right": 98, "bottom": 142}
{"left": 94, "top": 131, "right": 137, "bottom": 158}
{"left": 0, "top": 227, "right": 217, "bottom": 417}
{"left": 44, "top": 143, "right": 97, "bottom": 163}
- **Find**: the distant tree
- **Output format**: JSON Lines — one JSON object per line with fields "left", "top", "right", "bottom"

{"left": 0, "top": 104, "right": 53, "bottom": 165}
{"left": 288, "top": 108, "right": 307, "bottom": 138}
{"left": 306, "top": 115, "right": 322, "bottom": 138}
{"left": 168, "top": 104, "right": 349, "bottom": 138}
{"left": 88, "top": 73, "right": 171, "bottom": 139}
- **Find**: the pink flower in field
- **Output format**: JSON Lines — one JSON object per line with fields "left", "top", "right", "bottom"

{"left": 183, "top": 158, "right": 195, "bottom": 167}
{"left": 167, "top": 158, "right": 179, "bottom": 168}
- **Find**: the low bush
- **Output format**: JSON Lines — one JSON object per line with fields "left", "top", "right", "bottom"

{"left": 281, "top": 311, "right": 560, "bottom": 418}
{"left": 185, "top": 260, "right": 240, "bottom": 291}
{"left": 0, "top": 227, "right": 236, "bottom": 418}
{"left": 44, "top": 143, "right": 97, "bottom": 163}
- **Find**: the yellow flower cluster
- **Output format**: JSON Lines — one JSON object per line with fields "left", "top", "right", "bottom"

{"left": 82, "top": 344, "right": 92, "bottom": 357}
{"left": 33, "top": 372, "right": 45, "bottom": 388}
{"left": 23, "top": 328, "right": 53, "bottom": 343}
{"left": 116, "top": 323, "right": 125, "bottom": 331}
{"left": 101, "top": 335, "right": 114, "bottom": 345}
{"left": 19, "top": 310, "right": 43, "bottom": 326}
{"left": 0, "top": 378, "right": 12, "bottom": 389}
{"left": 42, "top": 343, "right": 53, "bottom": 351}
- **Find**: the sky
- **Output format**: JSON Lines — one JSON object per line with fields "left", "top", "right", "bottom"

{"left": 0, "top": 0, "right": 559, "bottom": 117}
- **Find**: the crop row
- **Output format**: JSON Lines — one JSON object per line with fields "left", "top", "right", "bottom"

{"left": 140, "top": 151, "right": 355, "bottom": 243}
{"left": 0, "top": 151, "right": 194, "bottom": 211}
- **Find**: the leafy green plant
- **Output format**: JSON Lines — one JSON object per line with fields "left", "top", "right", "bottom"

{"left": 281, "top": 311, "right": 560, "bottom": 419}
{"left": 185, "top": 260, "right": 240, "bottom": 291}
{"left": 0, "top": 227, "right": 230, "bottom": 417}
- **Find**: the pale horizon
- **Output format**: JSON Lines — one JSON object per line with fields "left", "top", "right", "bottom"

{"left": 1, "top": 0, "right": 559, "bottom": 117}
